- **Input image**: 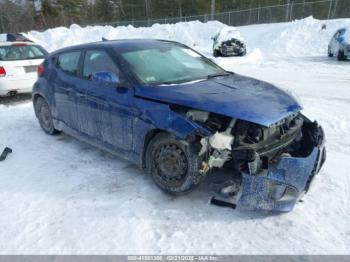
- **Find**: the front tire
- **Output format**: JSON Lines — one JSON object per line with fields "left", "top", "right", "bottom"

{"left": 213, "top": 49, "right": 221, "bottom": 57}
{"left": 328, "top": 46, "right": 333, "bottom": 57}
{"left": 145, "top": 133, "right": 205, "bottom": 195}
{"left": 34, "top": 96, "right": 60, "bottom": 135}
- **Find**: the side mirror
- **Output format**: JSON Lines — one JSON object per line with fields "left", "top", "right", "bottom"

{"left": 91, "top": 71, "right": 120, "bottom": 85}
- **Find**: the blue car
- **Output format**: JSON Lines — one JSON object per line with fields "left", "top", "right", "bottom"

{"left": 328, "top": 27, "right": 350, "bottom": 60}
{"left": 32, "top": 39, "right": 326, "bottom": 212}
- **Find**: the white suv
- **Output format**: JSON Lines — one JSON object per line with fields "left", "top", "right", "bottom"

{"left": 0, "top": 41, "right": 47, "bottom": 96}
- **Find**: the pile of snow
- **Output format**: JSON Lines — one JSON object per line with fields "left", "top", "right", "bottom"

{"left": 1, "top": 17, "right": 350, "bottom": 254}
{"left": 25, "top": 21, "right": 225, "bottom": 55}
{"left": 25, "top": 16, "right": 350, "bottom": 59}
{"left": 239, "top": 16, "right": 350, "bottom": 57}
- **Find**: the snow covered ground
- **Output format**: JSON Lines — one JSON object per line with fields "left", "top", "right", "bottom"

{"left": 1, "top": 17, "right": 350, "bottom": 254}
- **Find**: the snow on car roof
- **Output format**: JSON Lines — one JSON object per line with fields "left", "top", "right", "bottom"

{"left": 215, "top": 26, "right": 244, "bottom": 43}
{"left": 0, "top": 34, "right": 7, "bottom": 42}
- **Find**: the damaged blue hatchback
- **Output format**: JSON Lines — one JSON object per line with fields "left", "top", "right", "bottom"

{"left": 32, "top": 39, "right": 326, "bottom": 212}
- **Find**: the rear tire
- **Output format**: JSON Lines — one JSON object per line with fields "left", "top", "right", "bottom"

{"left": 338, "top": 49, "right": 346, "bottom": 61}
{"left": 145, "top": 133, "right": 205, "bottom": 195}
{"left": 34, "top": 96, "right": 60, "bottom": 135}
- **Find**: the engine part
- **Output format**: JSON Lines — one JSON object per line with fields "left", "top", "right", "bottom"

{"left": 209, "top": 132, "right": 234, "bottom": 150}
{"left": 208, "top": 150, "right": 231, "bottom": 168}
{"left": 186, "top": 110, "right": 209, "bottom": 123}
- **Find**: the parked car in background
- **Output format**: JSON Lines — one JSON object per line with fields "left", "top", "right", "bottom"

{"left": 328, "top": 27, "right": 350, "bottom": 61}
{"left": 33, "top": 39, "right": 325, "bottom": 212}
{"left": 212, "top": 27, "right": 246, "bottom": 57}
{"left": 0, "top": 39, "right": 47, "bottom": 96}
{"left": 0, "top": 33, "right": 33, "bottom": 43}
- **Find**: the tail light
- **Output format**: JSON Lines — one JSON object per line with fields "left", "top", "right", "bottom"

{"left": 37, "top": 63, "right": 44, "bottom": 77}
{"left": 0, "top": 66, "right": 6, "bottom": 77}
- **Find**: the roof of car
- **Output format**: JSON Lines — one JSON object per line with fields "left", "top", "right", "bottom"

{"left": 50, "top": 39, "right": 180, "bottom": 55}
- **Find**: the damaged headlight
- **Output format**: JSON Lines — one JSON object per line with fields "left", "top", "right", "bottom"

{"left": 186, "top": 110, "right": 209, "bottom": 123}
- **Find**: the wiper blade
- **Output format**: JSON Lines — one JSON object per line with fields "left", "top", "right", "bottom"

{"left": 206, "top": 72, "right": 232, "bottom": 79}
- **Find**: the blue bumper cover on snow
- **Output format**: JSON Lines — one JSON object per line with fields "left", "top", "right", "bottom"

{"left": 223, "top": 123, "right": 326, "bottom": 212}
{"left": 236, "top": 138, "right": 326, "bottom": 212}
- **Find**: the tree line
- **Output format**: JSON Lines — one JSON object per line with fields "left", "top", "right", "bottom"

{"left": 0, "top": 0, "right": 348, "bottom": 33}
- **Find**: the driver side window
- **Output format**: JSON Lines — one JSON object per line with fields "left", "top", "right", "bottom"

{"left": 82, "top": 49, "right": 120, "bottom": 80}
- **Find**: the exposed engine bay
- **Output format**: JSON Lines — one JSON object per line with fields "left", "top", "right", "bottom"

{"left": 180, "top": 108, "right": 326, "bottom": 210}
{"left": 186, "top": 109, "right": 303, "bottom": 171}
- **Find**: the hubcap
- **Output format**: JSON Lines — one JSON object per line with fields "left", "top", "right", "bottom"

{"left": 154, "top": 144, "right": 188, "bottom": 186}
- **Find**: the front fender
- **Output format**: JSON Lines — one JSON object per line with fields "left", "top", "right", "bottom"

{"left": 131, "top": 97, "right": 211, "bottom": 165}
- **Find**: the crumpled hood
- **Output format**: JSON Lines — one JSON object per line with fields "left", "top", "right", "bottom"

{"left": 134, "top": 74, "right": 301, "bottom": 127}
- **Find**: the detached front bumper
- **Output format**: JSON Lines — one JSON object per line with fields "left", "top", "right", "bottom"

{"left": 212, "top": 124, "right": 326, "bottom": 212}
{"left": 238, "top": 148, "right": 325, "bottom": 212}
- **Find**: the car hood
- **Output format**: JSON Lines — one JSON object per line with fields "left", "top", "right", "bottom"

{"left": 134, "top": 74, "right": 301, "bottom": 127}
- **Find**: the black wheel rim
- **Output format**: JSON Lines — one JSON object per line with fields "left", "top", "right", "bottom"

{"left": 154, "top": 143, "right": 188, "bottom": 187}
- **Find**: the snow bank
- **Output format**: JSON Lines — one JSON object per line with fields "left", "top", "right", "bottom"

{"left": 239, "top": 16, "right": 350, "bottom": 57}
{"left": 2, "top": 17, "right": 350, "bottom": 255}
{"left": 25, "top": 17, "right": 350, "bottom": 59}
{"left": 25, "top": 21, "right": 225, "bottom": 54}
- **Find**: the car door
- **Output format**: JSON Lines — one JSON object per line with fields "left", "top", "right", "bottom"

{"left": 53, "top": 51, "right": 82, "bottom": 130}
{"left": 53, "top": 51, "right": 81, "bottom": 130}
{"left": 331, "top": 30, "right": 342, "bottom": 55}
{"left": 75, "top": 48, "right": 134, "bottom": 153}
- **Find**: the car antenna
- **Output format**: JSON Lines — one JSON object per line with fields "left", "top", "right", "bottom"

{"left": 102, "top": 37, "right": 109, "bottom": 41}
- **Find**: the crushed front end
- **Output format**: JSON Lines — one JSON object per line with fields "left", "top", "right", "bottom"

{"left": 186, "top": 109, "right": 326, "bottom": 212}
{"left": 216, "top": 38, "right": 246, "bottom": 57}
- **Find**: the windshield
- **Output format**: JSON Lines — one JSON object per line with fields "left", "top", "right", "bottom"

{"left": 118, "top": 42, "right": 227, "bottom": 85}
{"left": 0, "top": 45, "right": 45, "bottom": 61}
{"left": 341, "top": 29, "right": 350, "bottom": 43}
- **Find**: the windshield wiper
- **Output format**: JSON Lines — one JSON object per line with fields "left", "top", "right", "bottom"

{"left": 206, "top": 72, "right": 232, "bottom": 79}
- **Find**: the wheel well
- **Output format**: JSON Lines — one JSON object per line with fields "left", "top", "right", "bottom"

{"left": 33, "top": 93, "right": 44, "bottom": 104}
{"left": 142, "top": 129, "right": 165, "bottom": 169}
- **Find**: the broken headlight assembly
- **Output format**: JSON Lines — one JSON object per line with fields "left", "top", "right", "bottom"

{"left": 178, "top": 107, "right": 325, "bottom": 212}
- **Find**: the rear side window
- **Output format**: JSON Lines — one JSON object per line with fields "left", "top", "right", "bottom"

{"left": 82, "top": 50, "right": 119, "bottom": 79}
{"left": 57, "top": 51, "right": 80, "bottom": 76}
{"left": 0, "top": 45, "right": 45, "bottom": 61}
